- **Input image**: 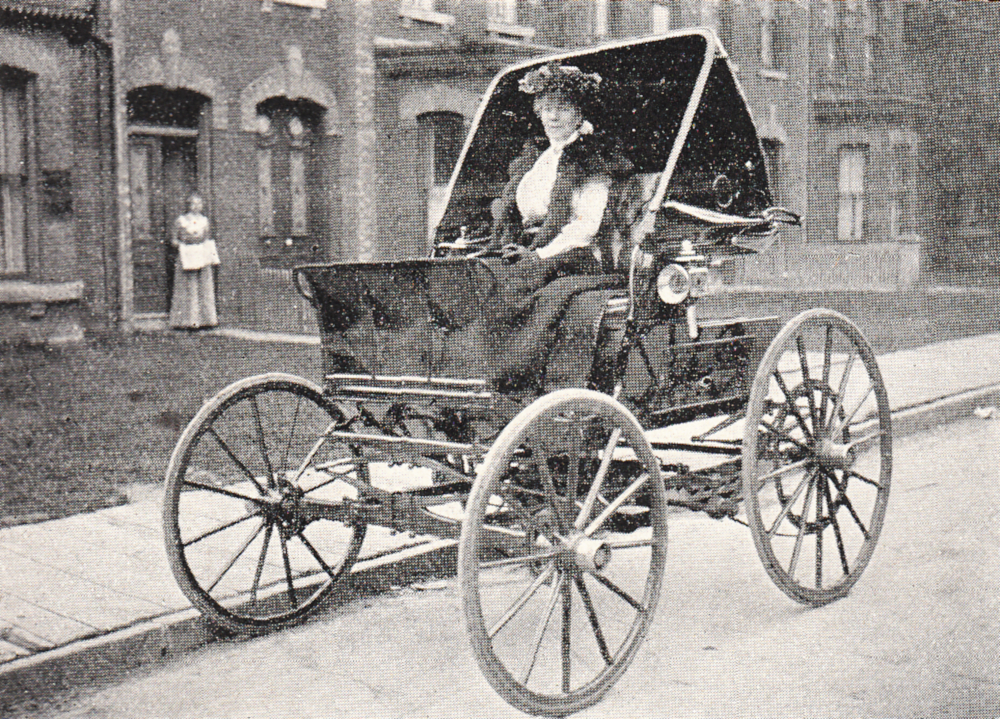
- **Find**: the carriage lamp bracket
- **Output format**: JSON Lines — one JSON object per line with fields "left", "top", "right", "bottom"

{"left": 674, "top": 240, "right": 708, "bottom": 294}
{"left": 674, "top": 240, "right": 708, "bottom": 339}
{"left": 292, "top": 268, "right": 318, "bottom": 308}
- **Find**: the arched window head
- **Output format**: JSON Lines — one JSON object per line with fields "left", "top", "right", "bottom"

{"left": 128, "top": 86, "right": 207, "bottom": 129}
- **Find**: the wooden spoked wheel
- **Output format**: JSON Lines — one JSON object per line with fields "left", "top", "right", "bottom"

{"left": 460, "top": 389, "right": 667, "bottom": 717}
{"left": 743, "top": 310, "right": 891, "bottom": 606}
{"left": 164, "top": 373, "right": 366, "bottom": 632}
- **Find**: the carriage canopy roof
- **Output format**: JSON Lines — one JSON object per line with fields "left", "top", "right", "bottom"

{"left": 435, "top": 30, "right": 773, "bottom": 245}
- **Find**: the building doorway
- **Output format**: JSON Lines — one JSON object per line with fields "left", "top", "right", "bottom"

{"left": 127, "top": 87, "right": 208, "bottom": 316}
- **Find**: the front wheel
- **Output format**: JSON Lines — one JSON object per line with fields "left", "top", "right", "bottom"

{"left": 163, "top": 373, "right": 367, "bottom": 632}
{"left": 459, "top": 389, "right": 667, "bottom": 717}
{"left": 743, "top": 309, "right": 891, "bottom": 606}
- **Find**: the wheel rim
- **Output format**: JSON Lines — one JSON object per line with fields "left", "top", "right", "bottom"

{"left": 460, "top": 390, "right": 666, "bottom": 716}
{"left": 164, "top": 374, "right": 366, "bottom": 630}
{"left": 743, "top": 310, "right": 891, "bottom": 606}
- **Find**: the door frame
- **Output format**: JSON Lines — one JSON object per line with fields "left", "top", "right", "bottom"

{"left": 127, "top": 124, "right": 200, "bottom": 318}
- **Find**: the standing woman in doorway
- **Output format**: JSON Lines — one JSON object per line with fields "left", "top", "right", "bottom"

{"left": 169, "top": 192, "right": 220, "bottom": 329}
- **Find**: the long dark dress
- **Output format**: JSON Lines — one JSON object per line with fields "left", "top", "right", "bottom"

{"left": 487, "top": 132, "right": 634, "bottom": 392}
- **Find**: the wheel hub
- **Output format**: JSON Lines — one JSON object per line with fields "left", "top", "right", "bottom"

{"left": 255, "top": 479, "right": 307, "bottom": 535}
{"left": 564, "top": 534, "right": 611, "bottom": 573}
{"left": 815, "top": 437, "right": 855, "bottom": 470}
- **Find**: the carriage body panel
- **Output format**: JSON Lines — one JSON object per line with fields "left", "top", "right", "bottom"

{"left": 301, "top": 258, "right": 501, "bottom": 382}
{"left": 297, "top": 251, "right": 781, "bottom": 435}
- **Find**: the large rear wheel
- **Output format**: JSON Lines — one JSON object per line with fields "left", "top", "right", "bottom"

{"left": 164, "top": 373, "right": 366, "bottom": 632}
{"left": 743, "top": 309, "right": 891, "bottom": 606}
{"left": 460, "top": 389, "right": 667, "bottom": 716}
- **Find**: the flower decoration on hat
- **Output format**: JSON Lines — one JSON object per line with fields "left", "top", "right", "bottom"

{"left": 518, "top": 63, "right": 603, "bottom": 101}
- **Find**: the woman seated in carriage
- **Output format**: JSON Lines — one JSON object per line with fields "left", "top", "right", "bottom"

{"left": 490, "top": 62, "right": 633, "bottom": 279}
{"left": 487, "top": 63, "right": 636, "bottom": 392}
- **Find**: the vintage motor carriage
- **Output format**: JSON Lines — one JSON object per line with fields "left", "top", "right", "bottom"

{"left": 163, "top": 30, "right": 891, "bottom": 717}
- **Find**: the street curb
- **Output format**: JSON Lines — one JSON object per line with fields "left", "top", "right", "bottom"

{"left": 0, "top": 540, "right": 457, "bottom": 715}
{"left": 889, "top": 382, "right": 1000, "bottom": 438}
{"left": 2, "top": 382, "right": 998, "bottom": 713}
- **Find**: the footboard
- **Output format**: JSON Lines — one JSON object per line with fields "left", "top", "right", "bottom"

{"left": 608, "top": 315, "right": 783, "bottom": 426}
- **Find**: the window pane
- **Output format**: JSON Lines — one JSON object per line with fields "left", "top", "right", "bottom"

{"left": 762, "top": 139, "right": 781, "bottom": 203}
{"left": 838, "top": 147, "right": 866, "bottom": 241}
{"left": 3, "top": 88, "right": 23, "bottom": 175}
{"left": 774, "top": 1, "right": 792, "bottom": 69}
{"left": 652, "top": 4, "right": 671, "bottom": 34}
{"left": 488, "top": 0, "right": 518, "bottom": 23}
{"left": 838, "top": 148, "right": 864, "bottom": 193}
{"left": 891, "top": 144, "right": 915, "bottom": 235}
{"left": 257, "top": 147, "right": 274, "bottom": 236}
{"left": 419, "top": 112, "right": 464, "bottom": 187}
{"left": 255, "top": 98, "right": 324, "bottom": 241}
{"left": 418, "top": 112, "right": 465, "bottom": 238}
{"left": 0, "top": 74, "right": 28, "bottom": 274}
{"left": 700, "top": 0, "right": 718, "bottom": 29}
{"left": 594, "top": 0, "right": 608, "bottom": 38}
{"left": 2, "top": 179, "right": 26, "bottom": 272}
{"left": 290, "top": 149, "right": 307, "bottom": 235}
{"left": 435, "top": 118, "right": 462, "bottom": 186}
{"left": 427, "top": 185, "right": 448, "bottom": 241}
{"left": 761, "top": 22, "right": 773, "bottom": 66}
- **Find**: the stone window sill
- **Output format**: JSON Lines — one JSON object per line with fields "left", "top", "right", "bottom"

{"left": 267, "top": 0, "right": 327, "bottom": 8}
{"left": 487, "top": 19, "right": 535, "bottom": 40}
{"left": 759, "top": 68, "right": 789, "bottom": 81}
{"left": 0, "top": 280, "right": 84, "bottom": 304}
{"left": 399, "top": 6, "right": 455, "bottom": 27}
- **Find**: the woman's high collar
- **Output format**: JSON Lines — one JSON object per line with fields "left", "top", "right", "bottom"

{"left": 545, "top": 120, "right": 594, "bottom": 153}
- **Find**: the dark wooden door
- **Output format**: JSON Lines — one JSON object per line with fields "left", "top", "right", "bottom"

{"left": 162, "top": 136, "right": 198, "bottom": 235}
{"left": 130, "top": 134, "right": 198, "bottom": 314}
{"left": 130, "top": 137, "right": 166, "bottom": 314}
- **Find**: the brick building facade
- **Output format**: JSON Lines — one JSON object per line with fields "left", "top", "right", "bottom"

{"left": 113, "top": 0, "right": 363, "bottom": 333}
{"left": 919, "top": 1, "right": 1000, "bottom": 284}
{"left": 2, "top": 1, "right": 992, "bottom": 340}
{"left": 0, "top": 1, "right": 116, "bottom": 342}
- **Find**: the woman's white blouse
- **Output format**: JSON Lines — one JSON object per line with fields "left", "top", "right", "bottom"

{"left": 515, "top": 132, "right": 611, "bottom": 260}
{"left": 177, "top": 212, "right": 209, "bottom": 241}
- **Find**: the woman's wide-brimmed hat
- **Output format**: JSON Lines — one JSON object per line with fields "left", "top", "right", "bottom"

{"left": 518, "top": 63, "right": 603, "bottom": 107}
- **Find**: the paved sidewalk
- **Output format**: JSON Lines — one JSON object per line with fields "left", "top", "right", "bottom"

{"left": 1, "top": 330, "right": 999, "bottom": 710}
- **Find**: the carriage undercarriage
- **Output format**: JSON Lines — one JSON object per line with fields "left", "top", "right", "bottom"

{"left": 163, "top": 305, "right": 890, "bottom": 716}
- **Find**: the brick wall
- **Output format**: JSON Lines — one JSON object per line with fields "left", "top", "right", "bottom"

{"left": 0, "top": 16, "right": 116, "bottom": 342}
